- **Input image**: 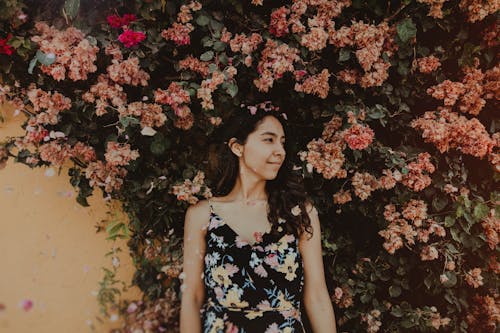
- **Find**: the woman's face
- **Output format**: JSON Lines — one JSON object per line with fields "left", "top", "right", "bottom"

{"left": 233, "top": 115, "right": 286, "bottom": 180}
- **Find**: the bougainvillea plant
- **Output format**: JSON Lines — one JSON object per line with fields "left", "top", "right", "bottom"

{"left": 0, "top": 0, "right": 498, "bottom": 332}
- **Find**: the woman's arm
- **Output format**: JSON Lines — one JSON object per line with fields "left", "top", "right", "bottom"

{"left": 299, "top": 203, "right": 337, "bottom": 333}
{"left": 179, "top": 201, "right": 207, "bottom": 333}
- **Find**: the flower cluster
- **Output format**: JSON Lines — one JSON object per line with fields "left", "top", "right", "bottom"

{"left": 161, "top": 1, "right": 201, "bottom": 46}
{"left": 415, "top": 55, "right": 441, "bottom": 74}
{"left": 254, "top": 39, "right": 301, "bottom": 92}
{"left": 82, "top": 74, "right": 127, "bottom": 116}
{"left": 104, "top": 142, "right": 140, "bottom": 167}
{"left": 31, "top": 22, "right": 98, "bottom": 81}
{"left": 332, "top": 285, "right": 354, "bottom": 308}
{"left": 229, "top": 33, "right": 263, "bottom": 67}
{"left": 72, "top": 142, "right": 97, "bottom": 163}
{"left": 379, "top": 200, "right": 446, "bottom": 255}
{"left": 401, "top": 152, "right": 436, "bottom": 192}
{"left": 197, "top": 70, "right": 225, "bottom": 110}
{"left": 378, "top": 169, "right": 401, "bottom": 190}
{"left": 351, "top": 172, "right": 379, "bottom": 201}
{"left": 170, "top": 170, "right": 212, "bottom": 204}
{"left": 119, "top": 102, "right": 167, "bottom": 129}
{"left": 321, "top": 115, "right": 343, "bottom": 141}
{"left": 298, "top": 138, "right": 347, "bottom": 179}
{"left": 481, "top": 208, "right": 499, "bottom": 250}
{"left": 178, "top": 55, "right": 210, "bottom": 77}
{"left": 269, "top": 6, "right": 290, "bottom": 37}
{"left": 107, "top": 56, "right": 150, "bottom": 86}
{"left": 289, "top": 0, "right": 351, "bottom": 49}
{"left": 155, "top": 82, "right": 193, "bottom": 130}
{"left": 411, "top": 108, "right": 495, "bottom": 160}
{"left": 341, "top": 123, "right": 375, "bottom": 150}
{"left": 27, "top": 87, "right": 71, "bottom": 125}
{"left": 329, "top": 20, "right": 397, "bottom": 87}
{"left": 428, "top": 309, "right": 452, "bottom": 330}
{"left": 426, "top": 59, "right": 498, "bottom": 115}
{"left": 465, "top": 294, "right": 500, "bottom": 333}
{"left": 416, "top": 0, "right": 449, "bottom": 18}
{"left": 361, "top": 309, "right": 382, "bottom": 333}
{"left": 482, "top": 22, "right": 498, "bottom": 48}
{"left": 294, "top": 68, "right": 330, "bottom": 99}
{"left": 465, "top": 267, "right": 484, "bottom": 288}
{"left": 38, "top": 141, "right": 73, "bottom": 167}
{"left": 85, "top": 160, "right": 129, "bottom": 194}
{"left": 459, "top": 0, "right": 500, "bottom": 22}
{"left": 333, "top": 189, "right": 352, "bottom": 204}
{"left": 155, "top": 82, "right": 191, "bottom": 117}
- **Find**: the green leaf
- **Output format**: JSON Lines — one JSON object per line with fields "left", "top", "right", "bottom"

{"left": 28, "top": 57, "right": 37, "bottom": 74}
{"left": 391, "top": 306, "right": 403, "bottom": 318}
{"left": 225, "top": 82, "right": 238, "bottom": 97}
{"left": 389, "top": 285, "right": 402, "bottom": 297}
{"left": 213, "top": 41, "right": 226, "bottom": 52}
{"left": 473, "top": 203, "right": 489, "bottom": 219}
{"left": 397, "top": 18, "right": 417, "bottom": 43}
{"left": 196, "top": 15, "right": 210, "bottom": 26}
{"left": 450, "top": 227, "right": 461, "bottom": 242}
{"left": 441, "top": 271, "right": 457, "bottom": 288}
{"left": 36, "top": 50, "right": 56, "bottom": 65}
{"left": 432, "top": 196, "right": 449, "bottom": 212}
{"left": 444, "top": 216, "right": 455, "bottom": 228}
{"left": 64, "top": 0, "right": 80, "bottom": 19}
{"left": 338, "top": 48, "right": 350, "bottom": 62}
{"left": 150, "top": 133, "right": 169, "bottom": 156}
{"left": 209, "top": 19, "right": 224, "bottom": 33}
{"left": 360, "top": 293, "right": 371, "bottom": 304}
{"left": 200, "top": 51, "right": 214, "bottom": 61}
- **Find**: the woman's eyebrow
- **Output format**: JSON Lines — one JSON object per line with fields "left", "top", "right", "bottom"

{"left": 260, "top": 131, "right": 286, "bottom": 139}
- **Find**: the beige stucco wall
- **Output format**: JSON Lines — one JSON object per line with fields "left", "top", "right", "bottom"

{"left": 0, "top": 105, "right": 142, "bottom": 332}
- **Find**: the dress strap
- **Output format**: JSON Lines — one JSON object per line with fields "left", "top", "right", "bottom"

{"left": 207, "top": 198, "right": 214, "bottom": 214}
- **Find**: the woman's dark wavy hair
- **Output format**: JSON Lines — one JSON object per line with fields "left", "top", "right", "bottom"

{"left": 207, "top": 106, "right": 313, "bottom": 239}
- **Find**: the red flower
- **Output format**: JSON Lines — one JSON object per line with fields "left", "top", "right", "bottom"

{"left": 107, "top": 13, "right": 137, "bottom": 28}
{"left": 118, "top": 30, "right": 146, "bottom": 48}
{"left": 0, "top": 34, "right": 15, "bottom": 56}
{"left": 107, "top": 15, "right": 123, "bottom": 28}
{"left": 122, "top": 14, "right": 137, "bottom": 25}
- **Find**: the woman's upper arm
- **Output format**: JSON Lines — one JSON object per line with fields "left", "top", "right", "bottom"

{"left": 299, "top": 203, "right": 328, "bottom": 297}
{"left": 180, "top": 201, "right": 207, "bottom": 305}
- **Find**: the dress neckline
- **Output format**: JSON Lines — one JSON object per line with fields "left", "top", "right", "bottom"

{"left": 209, "top": 208, "right": 273, "bottom": 248}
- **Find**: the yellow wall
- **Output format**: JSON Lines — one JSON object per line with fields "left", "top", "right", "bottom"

{"left": 0, "top": 106, "right": 141, "bottom": 332}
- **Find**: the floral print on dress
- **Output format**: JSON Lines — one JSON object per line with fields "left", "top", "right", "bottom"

{"left": 201, "top": 201, "right": 306, "bottom": 333}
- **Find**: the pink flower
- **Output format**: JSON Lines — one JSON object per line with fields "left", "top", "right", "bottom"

{"left": 161, "top": 23, "right": 193, "bottom": 46}
{"left": 342, "top": 123, "right": 375, "bottom": 150}
{"left": 118, "top": 30, "right": 146, "bottom": 48}
{"left": 269, "top": 6, "right": 289, "bottom": 37}
{"left": 19, "top": 299, "right": 33, "bottom": 311}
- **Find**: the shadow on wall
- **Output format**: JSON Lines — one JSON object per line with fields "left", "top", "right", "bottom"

{"left": 0, "top": 104, "right": 142, "bottom": 332}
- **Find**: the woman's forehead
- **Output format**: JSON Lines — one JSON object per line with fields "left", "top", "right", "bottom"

{"left": 255, "top": 116, "right": 285, "bottom": 136}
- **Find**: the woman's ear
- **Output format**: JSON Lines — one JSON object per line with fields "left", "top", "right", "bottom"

{"left": 228, "top": 138, "right": 243, "bottom": 157}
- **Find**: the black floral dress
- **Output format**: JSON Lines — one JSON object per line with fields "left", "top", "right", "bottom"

{"left": 201, "top": 201, "right": 306, "bottom": 333}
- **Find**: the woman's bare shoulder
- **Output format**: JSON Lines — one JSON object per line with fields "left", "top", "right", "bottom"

{"left": 185, "top": 199, "right": 211, "bottom": 227}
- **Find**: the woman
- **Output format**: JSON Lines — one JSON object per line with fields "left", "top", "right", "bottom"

{"left": 180, "top": 105, "right": 337, "bottom": 332}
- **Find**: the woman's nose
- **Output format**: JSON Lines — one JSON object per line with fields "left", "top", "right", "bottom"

{"left": 275, "top": 143, "right": 285, "bottom": 156}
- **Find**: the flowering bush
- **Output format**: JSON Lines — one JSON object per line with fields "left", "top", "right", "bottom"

{"left": 0, "top": 0, "right": 498, "bottom": 332}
